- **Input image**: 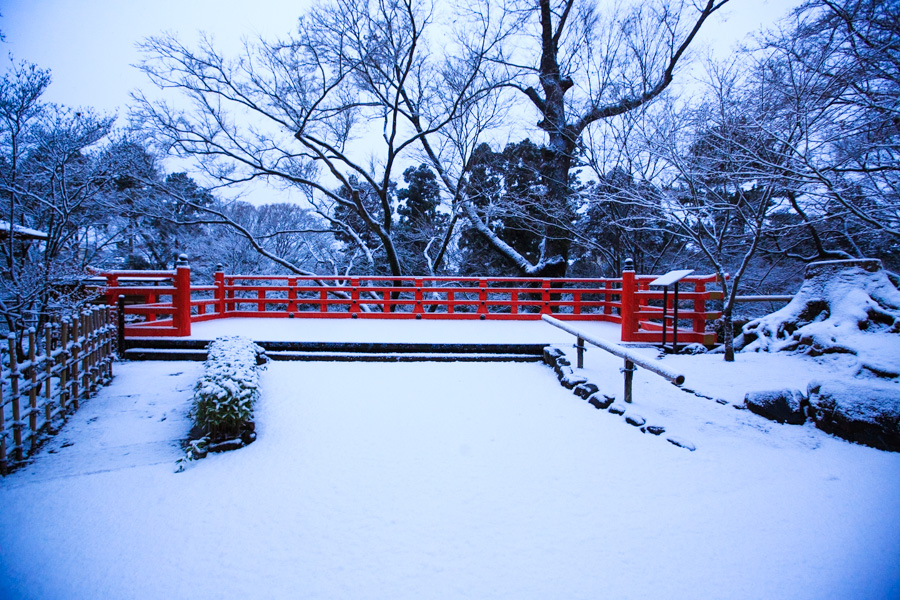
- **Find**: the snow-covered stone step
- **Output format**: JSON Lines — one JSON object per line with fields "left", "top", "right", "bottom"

{"left": 122, "top": 341, "right": 546, "bottom": 362}
{"left": 123, "top": 348, "right": 208, "bottom": 361}
{"left": 264, "top": 351, "right": 542, "bottom": 362}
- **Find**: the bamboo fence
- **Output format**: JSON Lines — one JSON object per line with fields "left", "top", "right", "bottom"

{"left": 0, "top": 306, "right": 115, "bottom": 474}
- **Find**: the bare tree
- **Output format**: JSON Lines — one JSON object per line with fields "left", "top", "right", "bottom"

{"left": 133, "top": 0, "right": 497, "bottom": 279}
{"left": 749, "top": 0, "right": 900, "bottom": 267}
{"left": 613, "top": 60, "right": 798, "bottom": 361}
{"left": 426, "top": 0, "right": 731, "bottom": 276}
{"left": 0, "top": 62, "right": 121, "bottom": 338}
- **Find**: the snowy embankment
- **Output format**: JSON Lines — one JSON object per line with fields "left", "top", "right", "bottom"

{"left": 1, "top": 344, "right": 899, "bottom": 599}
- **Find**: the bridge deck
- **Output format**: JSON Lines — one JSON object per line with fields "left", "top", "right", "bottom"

{"left": 180, "top": 317, "right": 622, "bottom": 345}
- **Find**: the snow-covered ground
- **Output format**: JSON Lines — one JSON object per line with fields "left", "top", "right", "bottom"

{"left": 2, "top": 320, "right": 900, "bottom": 599}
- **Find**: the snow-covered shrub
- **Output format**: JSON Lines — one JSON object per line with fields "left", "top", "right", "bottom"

{"left": 191, "top": 336, "right": 265, "bottom": 440}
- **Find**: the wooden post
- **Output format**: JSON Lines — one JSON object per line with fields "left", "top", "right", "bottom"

{"left": 88, "top": 309, "right": 99, "bottom": 392}
{"left": 540, "top": 280, "right": 551, "bottom": 315}
{"left": 257, "top": 287, "right": 266, "bottom": 313}
{"left": 576, "top": 336, "right": 584, "bottom": 369}
{"left": 80, "top": 311, "right": 90, "bottom": 396}
{"left": 350, "top": 278, "right": 360, "bottom": 315}
{"left": 0, "top": 372, "right": 6, "bottom": 474}
{"left": 288, "top": 277, "right": 297, "bottom": 315}
{"left": 661, "top": 287, "right": 669, "bottom": 349}
{"left": 623, "top": 359, "right": 635, "bottom": 403}
{"left": 103, "top": 306, "right": 113, "bottom": 381}
{"left": 71, "top": 316, "right": 80, "bottom": 410}
{"left": 413, "top": 279, "right": 424, "bottom": 316}
{"left": 59, "top": 319, "right": 70, "bottom": 412}
{"left": 620, "top": 258, "right": 637, "bottom": 342}
{"left": 44, "top": 323, "right": 53, "bottom": 428}
{"left": 214, "top": 265, "right": 226, "bottom": 316}
{"left": 27, "top": 328, "right": 38, "bottom": 447}
{"left": 603, "top": 281, "right": 613, "bottom": 316}
{"left": 673, "top": 282, "right": 680, "bottom": 353}
{"left": 105, "top": 274, "right": 119, "bottom": 307}
{"left": 693, "top": 280, "right": 706, "bottom": 337}
{"left": 477, "top": 279, "right": 487, "bottom": 318}
{"left": 117, "top": 295, "right": 126, "bottom": 357}
{"left": 174, "top": 254, "right": 192, "bottom": 336}
{"left": 8, "top": 333, "right": 22, "bottom": 461}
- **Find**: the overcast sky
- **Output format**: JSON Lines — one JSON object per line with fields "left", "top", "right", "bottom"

{"left": 0, "top": 0, "right": 802, "bottom": 204}
{"left": 2, "top": 0, "right": 801, "bottom": 115}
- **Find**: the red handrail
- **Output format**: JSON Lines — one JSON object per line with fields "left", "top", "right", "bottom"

{"left": 89, "top": 263, "right": 722, "bottom": 344}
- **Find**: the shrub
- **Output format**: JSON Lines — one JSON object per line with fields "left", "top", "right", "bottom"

{"left": 191, "top": 336, "right": 265, "bottom": 440}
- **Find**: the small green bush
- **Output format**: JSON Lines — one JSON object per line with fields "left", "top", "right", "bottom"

{"left": 191, "top": 336, "right": 265, "bottom": 440}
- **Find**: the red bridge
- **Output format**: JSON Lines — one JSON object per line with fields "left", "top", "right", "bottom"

{"left": 89, "top": 257, "right": 723, "bottom": 346}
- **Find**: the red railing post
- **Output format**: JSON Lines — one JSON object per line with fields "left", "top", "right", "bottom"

{"left": 603, "top": 280, "right": 613, "bottom": 316}
{"left": 146, "top": 291, "right": 157, "bottom": 322}
{"left": 257, "top": 287, "right": 266, "bottom": 313}
{"left": 104, "top": 274, "right": 118, "bottom": 307}
{"left": 540, "top": 280, "right": 551, "bottom": 314}
{"left": 693, "top": 280, "right": 706, "bottom": 336}
{"left": 288, "top": 277, "right": 297, "bottom": 315}
{"left": 173, "top": 254, "right": 192, "bottom": 336}
{"left": 477, "top": 279, "right": 488, "bottom": 317}
{"left": 414, "top": 278, "right": 424, "bottom": 316}
{"left": 620, "top": 258, "right": 637, "bottom": 342}
{"left": 350, "top": 278, "right": 360, "bottom": 315}
{"left": 214, "top": 265, "right": 225, "bottom": 317}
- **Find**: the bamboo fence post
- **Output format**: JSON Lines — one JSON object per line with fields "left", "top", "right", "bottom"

{"left": 59, "top": 319, "right": 70, "bottom": 413}
{"left": 82, "top": 309, "right": 91, "bottom": 395}
{"left": 8, "top": 333, "right": 22, "bottom": 461}
{"left": 87, "top": 309, "right": 97, "bottom": 392}
{"left": 27, "top": 328, "right": 38, "bottom": 447}
{"left": 102, "top": 306, "right": 113, "bottom": 380}
{"left": 44, "top": 323, "right": 53, "bottom": 429}
{"left": 70, "top": 315, "right": 80, "bottom": 410}
{"left": 101, "top": 307, "right": 110, "bottom": 380}
{"left": 0, "top": 364, "right": 7, "bottom": 474}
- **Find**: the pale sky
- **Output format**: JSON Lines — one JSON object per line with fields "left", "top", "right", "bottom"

{"left": 2, "top": 0, "right": 801, "bottom": 115}
{"left": 0, "top": 0, "right": 802, "bottom": 203}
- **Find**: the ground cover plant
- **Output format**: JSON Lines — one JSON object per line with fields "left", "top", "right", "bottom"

{"left": 178, "top": 336, "right": 265, "bottom": 469}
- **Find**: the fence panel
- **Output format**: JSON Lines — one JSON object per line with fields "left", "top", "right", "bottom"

{"left": 1, "top": 307, "right": 115, "bottom": 473}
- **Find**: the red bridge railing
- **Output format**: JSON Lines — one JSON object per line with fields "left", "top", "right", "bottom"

{"left": 88, "top": 258, "right": 723, "bottom": 345}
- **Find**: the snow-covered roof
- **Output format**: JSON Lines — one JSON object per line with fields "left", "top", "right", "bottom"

{"left": 0, "top": 219, "right": 48, "bottom": 241}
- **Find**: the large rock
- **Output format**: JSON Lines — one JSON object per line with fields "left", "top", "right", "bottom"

{"left": 587, "top": 392, "right": 615, "bottom": 410}
{"left": 560, "top": 374, "right": 588, "bottom": 390}
{"left": 744, "top": 389, "right": 807, "bottom": 425}
{"left": 573, "top": 382, "right": 599, "bottom": 399}
{"left": 543, "top": 346, "right": 566, "bottom": 366}
{"left": 807, "top": 380, "right": 900, "bottom": 452}
{"left": 735, "top": 259, "right": 900, "bottom": 379}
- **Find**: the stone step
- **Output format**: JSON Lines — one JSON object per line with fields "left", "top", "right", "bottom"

{"left": 123, "top": 348, "right": 208, "bottom": 361}
{"left": 123, "top": 343, "right": 545, "bottom": 363}
{"left": 125, "top": 338, "right": 546, "bottom": 355}
{"left": 264, "top": 351, "right": 542, "bottom": 363}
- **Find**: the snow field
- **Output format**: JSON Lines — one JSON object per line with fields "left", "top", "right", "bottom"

{"left": 1, "top": 355, "right": 899, "bottom": 599}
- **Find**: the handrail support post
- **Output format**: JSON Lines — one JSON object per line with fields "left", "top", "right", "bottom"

{"left": 622, "top": 359, "right": 635, "bottom": 403}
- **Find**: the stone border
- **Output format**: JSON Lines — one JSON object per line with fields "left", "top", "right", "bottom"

{"left": 542, "top": 346, "right": 696, "bottom": 451}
